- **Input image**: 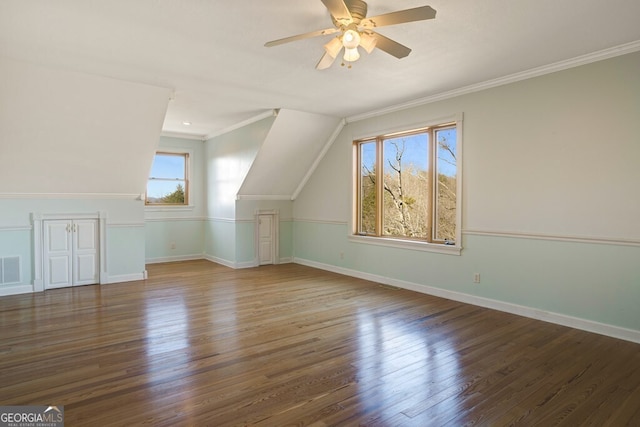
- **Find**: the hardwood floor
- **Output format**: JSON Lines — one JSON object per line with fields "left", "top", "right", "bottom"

{"left": 1, "top": 260, "right": 639, "bottom": 426}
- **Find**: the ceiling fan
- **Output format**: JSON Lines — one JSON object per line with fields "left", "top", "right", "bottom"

{"left": 264, "top": 0, "right": 436, "bottom": 69}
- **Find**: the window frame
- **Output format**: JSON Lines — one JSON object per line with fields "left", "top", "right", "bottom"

{"left": 350, "top": 114, "right": 463, "bottom": 255}
{"left": 145, "top": 150, "right": 191, "bottom": 207}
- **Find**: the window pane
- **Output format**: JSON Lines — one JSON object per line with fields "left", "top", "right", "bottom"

{"left": 359, "top": 141, "right": 377, "bottom": 234}
{"left": 149, "top": 153, "right": 186, "bottom": 179}
{"left": 382, "top": 133, "right": 429, "bottom": 238}
{"left": 146, "top": 180, "right": 186, "bottom": 204}
{"left": 435, "top": 128, "right": 457, "bottom": 242}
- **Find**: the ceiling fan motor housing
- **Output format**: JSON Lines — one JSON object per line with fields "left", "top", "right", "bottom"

{"left": 332, "top": 0, "right": 368, "bottom": 26}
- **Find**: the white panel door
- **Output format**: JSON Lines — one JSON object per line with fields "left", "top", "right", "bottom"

{"left": 43, "top": 220, "right": 73, "bottom": 289}
{"left": 258, "top": 214, "right": 274, "bottom": 265}
{"left": 43, "top": 219, "right": 99, "bottom": 289}
{"left": 73, "top": 219, "right": 99, "bottom": 286}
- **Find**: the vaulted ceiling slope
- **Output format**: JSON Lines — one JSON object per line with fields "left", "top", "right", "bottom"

{"left": 0, "top": 58, "right": 170, "bottom": 195}
{"left": 238, "top": 109, "right": 343, "bottom": 200}
{"left": 1, "top": 1, "right": 639, "bottom": 138}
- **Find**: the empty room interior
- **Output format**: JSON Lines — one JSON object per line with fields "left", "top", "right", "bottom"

{"left": 1, "top": 0, "right": 639, "bottom": 425}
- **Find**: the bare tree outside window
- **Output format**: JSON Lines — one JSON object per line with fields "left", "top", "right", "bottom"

{"left": 359, "top": 142, "right": 377, "bottom": 235}
{"left": 435, "top": 128, "right": 457, "bottom": 242}
{"left": 382, "top": 134, "right": 429, "bottom": 238}
{"left": 355, "top": 124, "right": 457, "bottom": 244}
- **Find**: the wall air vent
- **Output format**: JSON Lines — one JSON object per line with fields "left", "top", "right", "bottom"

{"left": 0, "top": 256, "right": 21, "bottom": 284}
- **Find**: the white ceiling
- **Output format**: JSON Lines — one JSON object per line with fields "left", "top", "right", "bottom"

{"left": 1, "top": 0, "right": 639, "bottom": 139}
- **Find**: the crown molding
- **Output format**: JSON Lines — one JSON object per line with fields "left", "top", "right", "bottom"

{"left": 205, "top": 109, "right": 278, "bottom": 140}
{"left": 347, "top": 40, "right": 640, "bottom": 123}
{"left": 160, "top": 131, "right": 207, "bottom": 141}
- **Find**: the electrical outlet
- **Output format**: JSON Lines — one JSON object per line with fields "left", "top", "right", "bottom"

{"left": 170, "top": 242, "right": 176, "bottom": 250}
{"left": 473, "top": 273, "right": 481, "bottom": 283}
{"left": 340, "top": 252, "right": 344, "bottom": 260}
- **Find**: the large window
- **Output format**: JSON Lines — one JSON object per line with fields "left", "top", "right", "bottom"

{"left": 146, "top": 152, "right": 189, "bottom": 205}
{"left": 354, "top": 122, "right": 458, "bottom": 246}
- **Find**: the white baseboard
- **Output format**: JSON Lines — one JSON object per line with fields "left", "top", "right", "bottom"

{"left": 203, "top": 255, "right": 292, "bottom": 269}
{"left": 237, "top": 260, "right": 258, "bottom": 269}
{"left": 145, "top": 254, "right": 204, "bottom": 264}
{"left": 203, "top": 255, "right": 256, "bottom": 269}
{"left": 105, "top": 273, "right": 146, "bottom": 284}
{"left": 294, "top": 257, "right": 640, "bottom": 344}
{"left": 0, "top": 284, "right": 34, "bottom": 296}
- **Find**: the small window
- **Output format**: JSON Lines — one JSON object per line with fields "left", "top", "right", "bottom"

{"left": 146, "top": 152, "right": 189, "bottom": 205}
{"left": 354, "top": 122, "right": 458, "bottom": 245}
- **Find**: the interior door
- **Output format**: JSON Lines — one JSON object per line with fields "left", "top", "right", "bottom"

{"left": 43, "top": 219, "right": 99, "bottom": 289}
{"left": 258, "top": 214, "right": 274, "bottom": 265}
{"left": 73, "top": 219, "right": 99, "bottom": 286}
{"left": 43, "top": 220, "right": 73, "bottom": 289}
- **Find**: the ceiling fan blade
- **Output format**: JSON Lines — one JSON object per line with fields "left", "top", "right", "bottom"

{"left": 360, "top": 6, "right": 436, "bottom": 29}
{"left": 370, "top": 32, "right": 411, "bottom": 58}
{"left": 316, "top": 51, "right": 338, "bottom": 70}
{"left": 321, "top": 0, "right": 353, "bottom": 24}
{"left": 265, "top": 28, "right": 338, "bottom": 47}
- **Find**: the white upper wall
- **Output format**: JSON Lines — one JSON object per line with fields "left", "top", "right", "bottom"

{"left": 238, "top": 109, "right": 342, "bottom": 199}
{"left": 0, "top": 57, "right": 171, "bottom": 195}
{"left": 295, "top": 51, "right": 640, "bottom": 241}
{"left": 205, "top": 116, "right": 276, "bottom": 220}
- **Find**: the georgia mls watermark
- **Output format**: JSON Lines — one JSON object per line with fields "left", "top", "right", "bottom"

{"left": 0, "top": 406, "right": 64, "bottom": 427}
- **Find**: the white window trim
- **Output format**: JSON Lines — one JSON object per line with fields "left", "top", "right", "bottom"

{"left": 145, "top": 148, "right": 194, "bottom": 209}
{"left": 349, "top": 112, "right": 463, "bottom": 255}
{"left": 348, "top": 234, "right": 462, "bottom": 255}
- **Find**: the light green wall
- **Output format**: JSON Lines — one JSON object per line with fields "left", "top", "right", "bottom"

{"left": 294, "top": 222, "right": 640, "bottom": 330}
{"left": 204, "top": 219, "right": 236, "bottom": 265}
{"left": 235, "top": 221, "right": 255, "bottom": 266}
{"left": 293, "top": 52, "right": 640, "bottom": 334}
{"left": 0, "top": 229, "right": 33, "bottom": 290}
{"left": 107, "top": 225, "right": 146, "bottom": 277}
{"left": 279, "top": 220, "right": 293, "bottom": 261}
{"left": 0, "top": 198, "right": 146, "bottom": 290}
{"left": 293, "top": 221, "right": 349, "bottom": 267}
{"left": 145, "top": 220, "right": 204, "bottom": 261}
{"left": 144, "top": 136, "right": 206, "bottom": 262}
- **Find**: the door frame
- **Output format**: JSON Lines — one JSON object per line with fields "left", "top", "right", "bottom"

{"left": 254, "top": 209, "right": 279, "bottom": 267}
{"left": 32, "top": 211, "right": 107, "bottom": 292}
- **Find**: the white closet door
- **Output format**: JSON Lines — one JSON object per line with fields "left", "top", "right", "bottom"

{"left": 43, "top": 220, "right": 73, "bottom": 289}
{"left": 258, "top": 214, "right": 274, "bottom": 265}
{"left": 73, "top": 219, "right": 99, "bottom": 286}
{"left": 43, "top": 219, "right": 99, "bottom": 289}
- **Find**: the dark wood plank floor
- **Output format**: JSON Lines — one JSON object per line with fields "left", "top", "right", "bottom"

{"left": 1, "top": 260, "right": 639, "bottom": 426}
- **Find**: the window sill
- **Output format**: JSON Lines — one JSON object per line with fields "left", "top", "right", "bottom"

{"left": 144, "top": 205, "right": 195, "bottom": 212}
{"left": 348, "top": 234, "right": 462, "bottom": 255}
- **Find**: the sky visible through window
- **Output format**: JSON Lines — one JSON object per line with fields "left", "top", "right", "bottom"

{"left": 361, "top": 129, "right": 457, "bottom": 177}
{"left": 147, "top": 154, "right": 186, "bottom": 199}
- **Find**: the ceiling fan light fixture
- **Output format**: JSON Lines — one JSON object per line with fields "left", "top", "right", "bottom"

{"left": 324, "top": 37, "right": 343, "bottom": 58}
{"left": 343, "top": 47, "right": 360, "bottom": 62}
{"left": 359, "top": 33, "right": 377, "bottom": 54}
{"left": 342, "top": 28, "right": 361, "bottom": 49}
